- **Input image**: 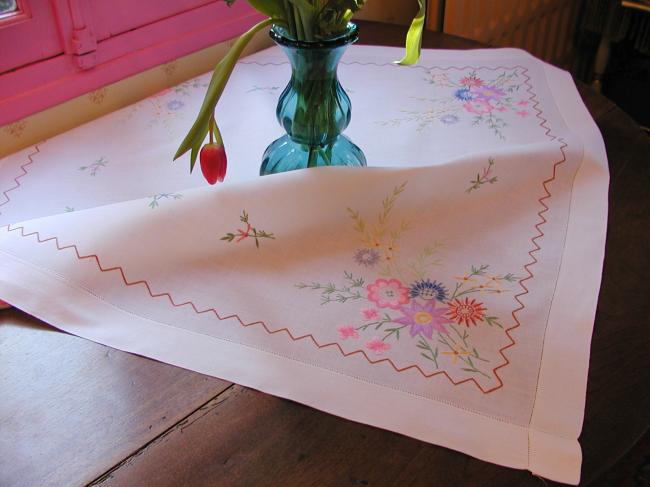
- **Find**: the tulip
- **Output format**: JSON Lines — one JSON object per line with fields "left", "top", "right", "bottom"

{"left": 200, "top": 142, "right": 227, "bottom": 185}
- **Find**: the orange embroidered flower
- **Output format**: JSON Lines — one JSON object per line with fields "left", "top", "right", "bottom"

{"left": 446, "top": 297, "right": 486, "bottom": 327}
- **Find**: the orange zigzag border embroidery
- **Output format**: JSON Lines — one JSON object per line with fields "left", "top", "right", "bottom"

{"left": 0, "top": 144, "right": 41, "bottom": 217}
{"left": 3, "top": 65, "right": 566, "bottom": 394}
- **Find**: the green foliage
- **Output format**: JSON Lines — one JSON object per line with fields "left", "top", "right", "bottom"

{"left": 175, "top": 1, "right": 426, "bottom": 172}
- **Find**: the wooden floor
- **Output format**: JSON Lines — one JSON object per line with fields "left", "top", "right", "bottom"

{"left": 1, "top": 21, "right": 649, "bottom": 487}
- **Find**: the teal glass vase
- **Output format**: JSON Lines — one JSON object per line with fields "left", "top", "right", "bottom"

{"left": 260, "top": 23, "right": 367, "bottom": 175}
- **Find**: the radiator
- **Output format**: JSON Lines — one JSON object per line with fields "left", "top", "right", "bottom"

{"left": 433, "top": 0, "right": 584, "bottom": 68}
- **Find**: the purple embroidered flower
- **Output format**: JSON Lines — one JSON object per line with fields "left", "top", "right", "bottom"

{"left": 166, "top": 99, "right": 185, "bottom": 111}
{"left": 440, "top": 114, "right": 460, "bottom": 125}
{"left": 354, "top": 248, "right": 380, "bottom": 267}
{"left": 394, "top": 300, "right": 451, "bottom": 338}
{"left": 475, "top": 85, "right": 506, "bottom": 101}
{"left": 454, "top": 88, "right": 474, "bottom": 101}
{"left": 409, "top": 279, "right": 448, "bottom": 301}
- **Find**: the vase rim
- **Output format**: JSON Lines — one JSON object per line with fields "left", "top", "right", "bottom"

{"left": 270, "top": 22, "right": 358, "bottom": 49}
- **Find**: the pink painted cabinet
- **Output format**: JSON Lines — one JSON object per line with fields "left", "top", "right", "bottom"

{"left": 0, "top": 0, "right": 262, "bottom": 125}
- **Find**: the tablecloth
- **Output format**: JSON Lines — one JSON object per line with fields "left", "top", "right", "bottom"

{"left": 0, "top": 45, "right": 608, "bottom": 484}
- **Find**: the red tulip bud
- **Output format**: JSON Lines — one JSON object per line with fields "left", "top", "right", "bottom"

{"left": 199, "top": 143, "right": 227, "bottom": 185}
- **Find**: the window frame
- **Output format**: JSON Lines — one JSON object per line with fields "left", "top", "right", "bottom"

{"left": 0, "top": 0, "right": 263, "bottom": 126}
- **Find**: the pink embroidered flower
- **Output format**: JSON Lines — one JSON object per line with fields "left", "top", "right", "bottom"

{"left": 393, "top": 300, "right": 452, "bottom": 338}
{"left": 517, "top": 100, "right": 529, "bottom": 106}
{"left": 459, "top": 75, "right": 484, "bottom": 88}
{"left": 463, "top": 99, "right": 494, "bottom": 115}
{"left": 337, "top": 325, "right": 359, "bottom": 340}
{"left": 367, "top": 279, "right": 410, "bottom": 309}
{"left": 362, "top": 308, "right": 380, "bottom": 320}
{"left": 475, "top": 85, "right": 506, "bottom": 101}
{"left": 516, "top": 110, "right": 530, "bottom": 117}
{"left": 494, "top": 104, "right": 508, "bottom": 112}
{"left": 366, "top": 338, "right": 391, "bottom": 355}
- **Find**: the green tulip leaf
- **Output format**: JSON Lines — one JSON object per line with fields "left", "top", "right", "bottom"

{"left": 396, "top": 0, "right": 426, "bottom": 66}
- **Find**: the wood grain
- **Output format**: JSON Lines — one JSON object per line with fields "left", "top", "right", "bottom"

{"left": 0, "top": 309, "right": 231, "bottom": 487}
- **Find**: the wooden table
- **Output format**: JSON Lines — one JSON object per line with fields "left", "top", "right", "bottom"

{"left": 1, "top": 21, "right": 649, "bottom": 487}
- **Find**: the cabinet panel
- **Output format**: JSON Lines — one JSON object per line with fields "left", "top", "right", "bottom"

{"left": 0, "top": 0, "right": 63, "bottom": 74}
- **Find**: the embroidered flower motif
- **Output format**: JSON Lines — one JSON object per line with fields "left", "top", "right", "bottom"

{"left": 454, "top": 88, "right": 475, "bottom": 101}
{"left": 428, "top": 72, "right": 454, "bottom": 87}
{"left": 354, "top": 248, "right": 381, "bottom": 267}
{"left": 517, "top": 100, "right": 529, "bottom": 106}
{"left": 463, "top": 99, "right": 494, "bottom": 115}
{"left": 337, "top": 325, "right": 359, "bottom": 340}
{"left": 409, "top": 279, "right": 448, "bottom": 301}
{"left": 366, "top": 338, "right": 391, "bottom": 355}
{"left": 362, "top": 308, "right": 380, "bottom": 320}
{"left": 367, "top": 279, "right": 410, "bottom": 309}
{"left": 166, "top": 99, "right": 185, "bottom": 111}
{"left": 459, "top": 76, "right": 484, "bottom": 87}
{"left": 516, "top": 110, "right": 529, "bottom": 117}
{"left": 394, "top": 300, "right": 451, "bottom": 338}
{"left": 440, "top": 114, "right": 460, "bottom": 124}
{"left": 475, "top": 85, "right": 506, "bottom": 101}
{"left": 446, "top": 298, "right": 487, "bottom": 326}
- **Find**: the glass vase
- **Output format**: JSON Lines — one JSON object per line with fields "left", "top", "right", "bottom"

{"left": 260, "top": 23, "right": 367, "bottom": 175}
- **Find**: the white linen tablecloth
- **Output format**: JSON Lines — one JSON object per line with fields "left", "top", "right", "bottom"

{"left": 0, "top": 45, "right": 608, "bottom": 485}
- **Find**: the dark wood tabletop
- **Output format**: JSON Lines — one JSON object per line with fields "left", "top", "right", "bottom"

{"left": 1, "top": 21, "right": 649, "bottom": 487}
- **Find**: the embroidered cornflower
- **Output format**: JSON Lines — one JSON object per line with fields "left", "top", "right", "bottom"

{"left": 459, "top": 76, "right": 484, "bottom": 87}
{"left": 446, "top": 297, "right": 487, "bottom": 327}
{"left": 354, "top": 248, "right": 380, "bottom": 267}
{"left": 367, "top": 279, "right": 410, "bottom": 309}
{"left": 362, "top": 308, "right": 380, "bottom": 320}
{"left": 393, "top": 300, "right": 451, "bottom": 338}
{"left": 409, "top": 279, "right": 448, "bottom": 301}
{"left": 366, "top": 338, "right": 391, "bottom": 355}
{"left": 166, "top": 100, "right": 185, "bottom": 111}
{"left": 454, "top": 88, "right": 474, "bottom": 101}
{"left": 440, "top": 114, "right": 460, "bottom": 125}
{"left": 337, "top": 325, "right": 359, "bottom": 340}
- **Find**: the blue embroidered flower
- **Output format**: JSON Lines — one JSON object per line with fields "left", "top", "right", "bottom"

{"left": 454, "top": 88, "right": 474, "bottom": 101}
{"left": 409, "top": 279, "right": 448, "bottom": 302}
{"left": 440, "top": 114, "right": 460, "bottom": 124}
{"left": 166, "top": 100, "right": 185, "bottom": 111}
{"left": 354, "top": 248, "right": 380, "bottom": 267}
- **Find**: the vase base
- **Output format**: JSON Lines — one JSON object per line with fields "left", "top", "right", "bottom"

{"left": 260, "top": 135, "right": 367, "bottom": 176}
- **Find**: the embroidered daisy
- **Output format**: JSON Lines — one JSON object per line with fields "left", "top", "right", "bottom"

{"left": 366, "top": 279, "right": 410, "bottom": 309}
{"left": 393, "top": 300, "right": 451, "bottom": 338}
{"left": 440, "top": 114, "right": 460, "bottom": 125}
{"left": 446, "top": 298, "right": 487, "bottom": 326}
{"left": 337, "top": 325, "right": 359, "bottom": 340}
{"left": 475, "top": 85, "right": 506, "bottom": 101}
{"left": 463, "top": 99, "right": 494, "bottom": 115}
{"left": 366, "top": 338, "right": 391, "bottom": 355}
{"left": 354, "top": 248, "right": 380, "bottom": 267}
{"left": 459, "top": 75, "right": 484, "bottom": 87}
{"left": 362, "top": 308, "right": 380, "bottom": 320}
